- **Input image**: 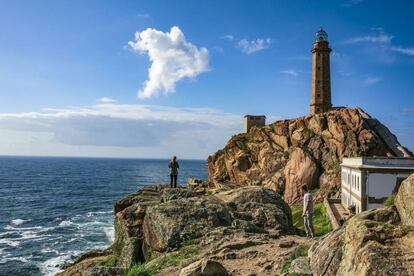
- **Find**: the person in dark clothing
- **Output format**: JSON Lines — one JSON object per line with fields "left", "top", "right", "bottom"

{"left": 169, "top": 156, "right": 179, "bottom": 188}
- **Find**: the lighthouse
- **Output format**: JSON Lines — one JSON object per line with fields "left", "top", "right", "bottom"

{"left": 310, "top": 27, "right": 332, "bottom": 114}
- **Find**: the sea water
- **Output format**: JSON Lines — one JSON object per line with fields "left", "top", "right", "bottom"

{"left": 0, "top": 156, "right": 206, "bottom": 275}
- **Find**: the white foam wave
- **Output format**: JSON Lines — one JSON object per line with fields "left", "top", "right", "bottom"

{"left": 39, "top": 255, "right": 68, "bottom": 276}
{"left": 103, "top": 226, "right": 114, "bottom": 242}
{"left": 39, "top": 250, "right": 82, "bottom": 276}
{"left": 4, "top": 225, "right": 43, "bottom": 231}
{"left": 0, "top": 256, "right": 30, "bottom": 264}
{"left": 86, "top": 210, "right": 112, "bottom": 217}
{"left": 0, "top": 228, "right": 54, "bottom": 248}
{"left": 40, "top": 248, "right": 59, "bottom": 254}
{"left": 0, "top": 238, "right": 20, "bottom": 247}
{"left": 11, "top": 219, "right": 29, "bottom": 226}
{"left": 0, "top": 231, "right": 15, "bottom": 237}
{"left": 58, "top": 220, "right": 73, "bottom": 227}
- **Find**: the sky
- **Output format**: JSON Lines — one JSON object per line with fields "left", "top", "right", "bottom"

{"left": 0, "top": 0, "right": 413, "bottom": 159}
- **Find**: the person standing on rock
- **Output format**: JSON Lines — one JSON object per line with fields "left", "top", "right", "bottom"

{"left": 169, "top": 156, "right": 179, "bottom": 188}
{"left": 302, "top": 185, "right": 315, "bottom": 238}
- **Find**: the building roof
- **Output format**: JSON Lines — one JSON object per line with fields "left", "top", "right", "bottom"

{"left": 341, "top": 157, "right": 414, "bottom": 170}
{"left": 243, "top": 115, "right": 266, "bottom": 118}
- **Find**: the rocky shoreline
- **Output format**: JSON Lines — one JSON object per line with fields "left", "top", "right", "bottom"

{"left": 58, "top": 183, "right": 313, "bottom": 275}
{"left": 59, "top": 173, "right": 414, "bottom": 275}
{"left": 58, "top": 108, "right": 414, "bottom": 275}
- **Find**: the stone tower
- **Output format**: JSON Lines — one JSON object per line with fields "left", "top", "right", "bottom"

{"left": 243, "top": 115, "right": 266, "bottom": 133}
{"left": 310, "top": 27, "right": 332, "bottom": 114}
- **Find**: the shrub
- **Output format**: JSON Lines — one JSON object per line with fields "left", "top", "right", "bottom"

{"left": 98, "top": 254, "right": 118, "bottom": 267}
{"left": 384, "top": 195, "right": 395, "bottom": 207}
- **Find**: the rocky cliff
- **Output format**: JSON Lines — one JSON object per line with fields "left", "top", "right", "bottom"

{"left": 59, "top": 173, "right": 414, "bottom": 276}
{"left": 207, "top": 108, "right": 412, "bottom": 205}
{"left": 58, "top": 184, "right": 306, "bottom": 276}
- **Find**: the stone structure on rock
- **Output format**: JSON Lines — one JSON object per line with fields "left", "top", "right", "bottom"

{"left": 244, "top": 115, "right": 266, "bottom": 133}
{"left": 310, "top": 27, "right": 332, "bottom": 115}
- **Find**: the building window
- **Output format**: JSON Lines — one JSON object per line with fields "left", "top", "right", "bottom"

{"left": 317, "top": 94, "right": 320, "bottom": 98}
{"left": 316, "top": 107, "right": 320, "bottom": 112}
{"left": 318, "top": 66, "right": 320, "bottom": 70}
{"left": 317, "top": 80, "right": 320, "bottom": 84}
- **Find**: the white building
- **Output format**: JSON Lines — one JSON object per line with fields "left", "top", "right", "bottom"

{"left": 341, "top": 157, "right": 414, "bottom": 213}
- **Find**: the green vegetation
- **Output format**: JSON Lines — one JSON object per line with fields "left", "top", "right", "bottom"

{"left": 236, "top": 139, "right": 251, "bottom": 153}
{"left": 179, "top": 231, "right": 199, "bottom": 247}
{"left": 99, "top": 254, "right": 118, "bottom": 267}
{"left": 291, "top": 203, "right": 332, "bottom": 237}
{"left": 384, "top": 195, "right": 395, "bottom": 207}
{"left": 303, "top": 127, "right": 315, "bottom": 140}
{"left": 126, "top": 245, "right": 201, "bottom": 276}
{"left": 126, "top": 263, "right": 152, "bottom": 276}
{"left": 281, "top": 244, "right": 309, "bottom": 273}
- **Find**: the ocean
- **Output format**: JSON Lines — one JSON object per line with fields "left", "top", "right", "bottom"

{"left": 0, "top": 156, "right": 207, "bottom": 276}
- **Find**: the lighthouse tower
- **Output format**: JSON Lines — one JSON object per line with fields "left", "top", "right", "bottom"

{"left": 310, "top": 27, "right": 332, "bottom": 114}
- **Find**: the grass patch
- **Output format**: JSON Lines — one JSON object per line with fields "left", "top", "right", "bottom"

{"left": 384, "top": 195, "right": 395, "bottom": 207}
{"left": 126, "top": 245, "right": 202, "bottom": 276}
{"left": 281, "top": 244, "right": 309, "bottom": 273}
{"left": 291, "top": 203, "right": 332, "bottom": 237}
{"left": 98, "top": 254, "right": 118, "bottom": 267}
{"left": 126, "top": 263, "right": 153, "bottom": 276}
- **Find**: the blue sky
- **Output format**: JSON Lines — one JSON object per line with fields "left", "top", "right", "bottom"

{"left": 0, "top": 0, "right": 413, "bottom": 158}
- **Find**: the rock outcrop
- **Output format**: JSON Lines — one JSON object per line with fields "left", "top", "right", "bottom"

{"left": 395, "top": 173, "right": 414, "bottom": 227}
{"left": 59, "top": 184, "right": 304, "bottom": 275}
{"left": 309, "top": 173, "right": 414, "bottom": 276}
{"left": 207, "top": 108, "right": 411, "bottom": 204}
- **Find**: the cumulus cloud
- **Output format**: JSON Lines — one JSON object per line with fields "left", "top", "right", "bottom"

{"left": 128, "top": 26, "right": 209, "bottom": 99}
{"left": 0, "top": 104, "right": 242, "bottom": 158}
{"left": 280, "top": 69, "right": 298, "bottom": 77}
{"left": 237, "top": 38, "right": 271, "bottom": 54}
{"left": 97, "top": 97, "right": 116, "bottom": 103}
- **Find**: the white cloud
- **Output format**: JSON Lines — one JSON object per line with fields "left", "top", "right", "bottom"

{"left": 390, "top": 46, "right": 414, "bottom": 56}
{"left": 97, "top": 97, "right": 116, "bottom": 103}
{"left": 128, "top": 26, "right": 209, "bottom": 99}
{"left": 341, "top": 0, "right": 365, "bottom": 7}
{"left": 237, "top": 38, "right": 271, "bottom": 54}
{"left": 364, "top": 76, "right": 382, "bottom": 86}
{"left": 280, "top": 69, "right": 298, "bottom": 77}
{"left": 221, "top": 34, "right": 234, "bottom": 41}
{"left": 342, "top": 28, "right": 414, "bottom": 60}
{"left": 0, "top": 103, "right": 243, "bottom": 159}
{"left": 343, "top": 33, "right": 393, "bottom": 44}
{"left": 135, "top": 13, "right": 150, "bottom": 18}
